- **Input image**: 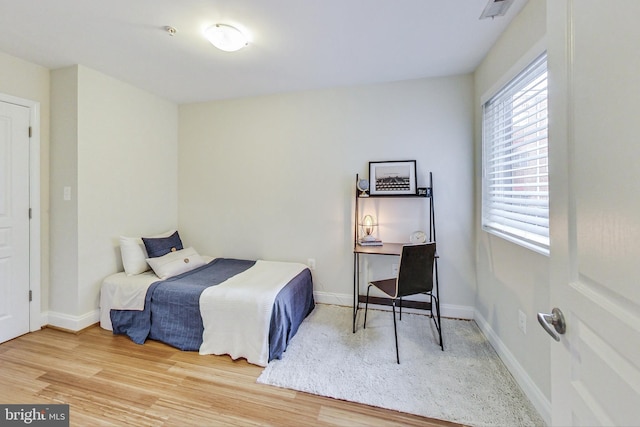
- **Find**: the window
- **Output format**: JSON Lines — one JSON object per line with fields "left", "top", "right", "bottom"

{"left": 482, "top": 52, "right": 549, "bottom": 254}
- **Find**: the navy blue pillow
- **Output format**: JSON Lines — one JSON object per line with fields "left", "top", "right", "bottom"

{"left": 142, "top": 231, "right": 184, "bottom": 258}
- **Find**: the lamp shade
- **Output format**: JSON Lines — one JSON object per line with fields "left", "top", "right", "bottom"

{"left": 363, "top": 215, "right": 375, "bottom": 235}
{"left": 360, "top": 214, "right": 379, "bottom": 241}
{"left": 205, "top": 24, "right": 248, "bottom": 52}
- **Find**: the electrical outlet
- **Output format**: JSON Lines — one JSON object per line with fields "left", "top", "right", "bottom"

{"left": 392, "top": 263, "right": 399, "bottom": 276}
{"left": 307, "top": 258, "right": 316, "bottom": 270}
{"left": 518, "top": 309, "right": 527, "bottom": 334}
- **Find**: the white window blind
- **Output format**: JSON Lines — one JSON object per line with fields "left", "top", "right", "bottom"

{"left": 482, "top": 52, "right": 549, "bottom": 254}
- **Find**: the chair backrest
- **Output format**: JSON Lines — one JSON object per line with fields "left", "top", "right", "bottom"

{"left": 396, "top": 243, "right": 436, "bottom": 298}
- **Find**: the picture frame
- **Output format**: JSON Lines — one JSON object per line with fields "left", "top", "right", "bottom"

{"left": 369, "top": 160, "right": 417, "bottom": 196}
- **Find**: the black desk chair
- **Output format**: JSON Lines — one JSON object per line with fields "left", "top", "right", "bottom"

{"left": 363, "top": 242, "right": 443, "bottom": 363}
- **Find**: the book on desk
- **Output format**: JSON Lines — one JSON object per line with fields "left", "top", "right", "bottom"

{"left": 357, "top": 239, "right": 383, "bottom": 246}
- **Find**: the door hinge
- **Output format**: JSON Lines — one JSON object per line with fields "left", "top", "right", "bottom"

{"left": 29, "top": 290, "right": 32, "bottom": 302}
{"left": 28, "top": 126, "right": 32, "bottom": 138}
{"left": 29, "top": 208, "right": 32, "bottom": 219}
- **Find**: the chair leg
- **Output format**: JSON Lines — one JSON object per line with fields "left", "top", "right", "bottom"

{"left": 392, "top": 299, "right": 399, "bottom": 364}
{"left": 364, "top": 284, "right": 372, "bottom": 329}
{"left": 435, "top": 295, "right": 443, "bottom": 351}
{"left": 430, "top": 293, "right": 444, "bottom": 351}
{"left": 399, "top": 297, "right": 402, "bottom": 321}
{"left": 434, "top": 259, "right": 444, "bottom": 351}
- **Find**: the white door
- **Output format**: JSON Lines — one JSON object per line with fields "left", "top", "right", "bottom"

{"left": 0, "top": 101, "right": 31, "bottom": 343}
{"left": 546, "top": 1, "right": 640, "bottom": 425}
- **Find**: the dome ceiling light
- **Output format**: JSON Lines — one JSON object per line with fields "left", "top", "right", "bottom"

{"left": 204, "top": 24, "right": 248, "bottom": 52}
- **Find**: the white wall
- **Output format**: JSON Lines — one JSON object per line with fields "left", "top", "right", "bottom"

{"left": 0, "top": 51, "right": 50, "bottom": 313}
{"left": 49, "top": 65, "right": 178, "bottom": 328}
{"left": 473, "top": 0, "right": 551, "bottom": 422}
{"left": 50, "top": 67, "right": 80, "bottom": 316}
{"left": 178, "top": 75, "right": 476, "bottom": 316}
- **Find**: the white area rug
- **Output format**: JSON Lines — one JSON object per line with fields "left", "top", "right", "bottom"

{"left": 257, "top": 304, "right": 544, "bottom": 427}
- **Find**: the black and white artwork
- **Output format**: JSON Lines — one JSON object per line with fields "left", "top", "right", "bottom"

{"left": 369, "top": 160, "right": 417, "bottom": 196}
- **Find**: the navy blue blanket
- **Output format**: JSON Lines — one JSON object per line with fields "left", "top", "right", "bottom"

{"left": 111, "top": 258, "right": 315, "bottom": 362}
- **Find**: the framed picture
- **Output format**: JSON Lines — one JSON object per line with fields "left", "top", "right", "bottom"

{"left": 369, "top": 160, "right": 417, "bottom": 196}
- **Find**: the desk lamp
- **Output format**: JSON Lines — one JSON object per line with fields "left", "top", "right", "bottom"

{"left": 360, "top": 214, "right": 378, "bottom": 242}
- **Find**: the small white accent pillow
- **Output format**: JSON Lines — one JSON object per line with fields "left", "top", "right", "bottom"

{"left": 120, "top": 229, "right": 176, "bottom": 275}
{"left": 146, "top": 247, "right": 206, "bottom": 280}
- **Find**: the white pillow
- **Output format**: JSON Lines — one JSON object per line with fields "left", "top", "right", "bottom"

{"left": 120, "top": 229, "right": 176, "bottom": 275}
{"left": 146, "top": 247, "right": 206, "bottom": 280}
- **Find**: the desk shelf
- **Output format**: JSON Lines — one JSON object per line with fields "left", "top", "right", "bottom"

{"left": 357, "top": 295, "right": 433, "bottom": 311}
{"left": 354, "top": 242, "right": 403, "bottom": 255}
{"left": 352, "top": 171, "right": 439, "bottom": 333}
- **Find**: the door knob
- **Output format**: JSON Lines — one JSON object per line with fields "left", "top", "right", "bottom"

{"left": 537, "top": 307, "right": 566, "bottom": 341}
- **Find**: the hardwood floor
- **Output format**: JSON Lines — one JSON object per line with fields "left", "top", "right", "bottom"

{"left": 0, "top": 326, "right": 465, "bottom": 426}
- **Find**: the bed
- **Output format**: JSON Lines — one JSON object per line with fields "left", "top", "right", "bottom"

{"left": 100, "top": 253, "right": 315, "bottom": 367}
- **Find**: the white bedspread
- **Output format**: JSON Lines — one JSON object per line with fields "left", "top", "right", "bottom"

{"left": 198, "top": 260, "right": 306, "bottom": 367}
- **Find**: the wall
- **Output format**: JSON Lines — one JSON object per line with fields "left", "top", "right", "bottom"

{"left": 49, "top": 65, "right": 178, "bottom": 328}
{"left": 473, "top": 0, "right": 551, "bottom": 422}
{"left": 0, "top": 51, "right": 50, "bottom": 315}
{"left": 50, "top": 67, "right": 79, "bottom": 317}
{"left": 178, "top": 75, "right": 476, "bottom": 317}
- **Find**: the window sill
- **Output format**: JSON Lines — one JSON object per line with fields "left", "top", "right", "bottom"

{"left": 482, "top": 226, "right": 550, "bottom": 257}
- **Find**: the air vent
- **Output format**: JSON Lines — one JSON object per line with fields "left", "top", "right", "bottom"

{"left": 479, "top": 0, "right": 514, "bottom": 19}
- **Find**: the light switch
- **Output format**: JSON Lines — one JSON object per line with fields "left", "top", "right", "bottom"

{"left": 63, "top": 186, "right": 71, "bottom": 201}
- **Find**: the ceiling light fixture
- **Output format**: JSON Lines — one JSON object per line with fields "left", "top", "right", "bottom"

{"left": 479, "top": 0, "right": 514, "bottom": 20}
{"left": 205, "top": 24, "right": 248, "bottom": 52}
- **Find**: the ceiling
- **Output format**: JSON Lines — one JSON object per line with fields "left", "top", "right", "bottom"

{"left": 0, "top": 0, "right": 527, "bottom": 104}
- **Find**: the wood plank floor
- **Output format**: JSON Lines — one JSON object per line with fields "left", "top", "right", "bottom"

{"left": 0, "top": 326, "right": 465, "bottom": 426}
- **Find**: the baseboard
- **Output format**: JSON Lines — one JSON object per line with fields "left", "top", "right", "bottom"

{"left": 313, "top": 291, "right": 353, "bottom": 308}
{"left": 44, "top": 309, "right": 100, "bottom": 332}
{"left": 313, "top": 291, "right": 474, "bottom": 319}
{"left": 474, "top": 310, "right": 552, "bottom": 426}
